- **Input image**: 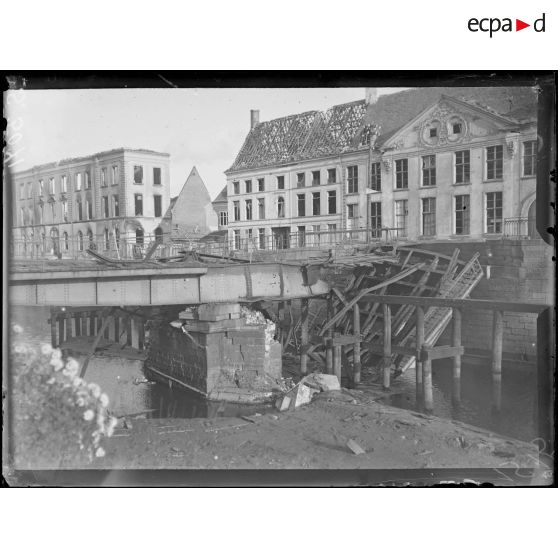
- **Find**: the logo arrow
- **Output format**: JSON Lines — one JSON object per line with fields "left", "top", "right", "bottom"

{"left": 516, "top": 19, "right": 530, "bottom": 31}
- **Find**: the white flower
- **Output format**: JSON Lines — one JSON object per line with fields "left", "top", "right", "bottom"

{"left": 72, "top": 377, "right": 84, "bottom": 388}
{"left": 46, "top": 377, "right": 56, "bottom": 384}
{"left": 99, "top": 393, "right": 109, "bottom": 408}
{"left": 95, "top": 447, "right": 106, "bottom": 458}
{"left": 88, "top": 383, "right": 101, "bottom": 398}
{"left": 107, "top": 416, "right": 118, "bottom": 437}
{"left": 12, "top": 324, "right": 24, "bottom": 334}
{"left": 40, "top": 343, "right": 53, "bottom": 356}
{"left": 83, "top": 409, "right": 95, "bottom": 421}
{"left": 65, "top": 358, "right": 79, "bottom": 374}
{"left": 51, "top": 348, "right": 62, "bottom": 361}
{"left": 50, "top": 358, "right": 64, "bottom": 371}
{"left": 13, "top": 344, "right": 26, "bottom": 354}
{"left": 76, "top": 397, "right": 85, "bottom": 407}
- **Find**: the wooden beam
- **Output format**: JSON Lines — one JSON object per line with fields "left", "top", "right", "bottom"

{"left": 452, "top": 308, "right": 462, "bottom": 404}
{"left": 325, "top": 296, "right": 333, "bottom": 375}
{"left": 423, "top": 357, "right": 433, "bottom": 412}
{"left": 420, "top": 345, "right": 464, "bottom": 361}
{"left": 492, "top": 309, "right": 504, "bottom": 412}
{"left": 300, "top": 298, "right": 309, "bottom": 375}
{"left": 369, "top": 343, "right": 418, "bottom": 358}
{"left": 383, "top": 303, "right": 391, "bottom": 390}
{"left": 415, "top": 306, "right": 425, "bottom": 402}
{"left": 79, "top": 308, "right": 115, "bottom": 379}
{"left": 353, "top": 303, "right": 361, "bottom": 386}
{"left": 361, "top": 294, "right": 547, "bottom": 314}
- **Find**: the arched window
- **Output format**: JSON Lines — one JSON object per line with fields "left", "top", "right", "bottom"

{"left": 63, "top": 232, "right": 69, "bottom": 251}
{"left": 135, "top": 228, "right": 144, "bottom": 245}
{"left": 154, "top": 226, "right": 163, "bottom": 243}
{"left": 277, "top": 196, "right": 285, "bottom": 218}
{"left": 104, "top": 228, "right": 110, "bottom": 250}
{"left": 114, "top": 227, "right": 120, "bottom": 248}
{"left": 78, "top": 231, "right": 84, "bottom": 251}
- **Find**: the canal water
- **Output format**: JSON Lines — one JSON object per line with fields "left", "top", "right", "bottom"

{"left": 9, "top": 305, "right": 540, "bottom": 442}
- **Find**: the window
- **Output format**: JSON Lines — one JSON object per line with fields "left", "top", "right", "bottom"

{"left": 155, "top": 227, "right": 163, "bottom": 243}
{"left": 453, "top": 123, "right": 462, "bottom": 134}
{"left": 84, "top": 171, "right": 91, "bottom": 189}
{"left": 85, "top": 199, "right": 92, "bottom": 220}
{"left": 486, "top": 192, "right": 503, "bottom": 233}
{"left": 257, "top": 198, "right": 265, "bottom": 219}
{"left": 455, "top": 195, "right": 470, "bottom": 235}
{"left": 347, "top": 165, "right": 358, "bottom": 193}
{"left": 421, "top": 197, "right": 436, "bottom": 236}
{"left": 27, "top": 182, "right": 33, "bottom": 198}
{"left": 114, "top": 227, "right": 120, "bottom": 248}
{"left": 297, "top": 194, "right": 306, "bottom": 217}
{"left": 257, "top": 178, "right": 265, "bottom": 192}
{"left": 422, "top": 155, "right": 436, "bottom": 186}
{"left": 245, "top": 199, "right": 253, "bottom": 220}
{"left": 523, "top": 141, "right": 536, "bottom": 176}
{"left": 395, "top": 159, "right": 408, "bottom": 189}
{"left": 370, "top": 202, "right": 382, "bottom": 238}
{"left": 312, "top": 192, "right": 321, "bottom": 216}
{"left": 19, "top": 183, "right": 25, "bottom": 200}
{"left": 347, "top": 203, "right": 358, "bottom": 219}
{"left": 298, "top": 226, "right": 306, "bottom": 247}
{"left": 312, "top": 224, "right": 321, "bottom": 246}
{"left": 20, "top": 207, "right": 25, "bottom": 225}
{"left": 297, "top": 173, "right": 305, "bottom": 188}
{"left": 328, "top": 190, "right": 337, "bottom": 215}
{"left": 113, "top": 195, "right": 119, "bottom": 217}
{"left": 429, "top": 127, "right": 438, "bottom": 138}
{"left": 75, "top": 173, "right": 82, "bottom": 191}
{"left": 258, "top": 228, "right": 266, "bottom": 250}
{"left": 234, "top": 230, "right": 241, "bottom": 250}
{"left": 247, "top": 229, "right": 253, "bottom": 242}
{"left": 112, "top": 165, "right": 119, "bottom": 185}
{"left": 233, "top": 201, "right": 240, "bottom": 221}
{"left": 39, "top": 205, "right": 44, "bottom": 224}
{"left": 328, "top": 223, "right": 337, "bottom": 242}
{"left": 455, "top": 150, "right": 470, "bottom": 184}
{"left": 277, "top": 197, "right": 285, "bottom": 218}
{"left": 103, "top": 196, "right": 109, "bottom": 218}
{"left": 134, "top": 194, "right": 143, "bottom": 216}
{"left": 77, "top": 200, "right": 83, "bottom": 221}
{"left": 104, "top": 228, "right": 110, "bottom": 251}
{"left": 154, "top": 194, "right": 162, "bottom": 217}
{"left": 245, "top": 180, "right": 252, "bottom": 194}
{"left": 50, "top": 203, "right": 56, "bottom": 221}
{"left": 370, "top": 162, "right": 381, "bottom": 191}
{"left": 136, "top": 228, "right": 144, "bottom": 245}
{"left": 486, "top": 145, "right": 503, "bottom": 180}
{"left": 327, "top": 168, "right": 336, "bottom": 184}
{"left": 233, "top": 181, "right": 240, "bottom": 195}
{"left": 48, "top": 177, "right": 55, "bottom": 195}
{"left": 39, "top": 179, "right": 45, "bottom": 195}
{"left": 153, "top": 167, "right": 162, "bottom": 185}
{"left": 395, "top": 199, "right": 408, "bottom": 237}
{"left": 63, "top": 232, "right": 69, "bottom": 251}
{"left": 134, "top": 165, "right": 144, "bottom": 184}
{"left": 101, "top": 168, "right": 107, "bottom": 187}
{"left": 61, "top": 200, "right": 68, "bottom": 221}
{"left": 78, "top": 231, "right": 84, "bottom": 251}
{"left": 219, "top": 211, "right": 228, "bottom": 226}
{"left": 312, "top": 171, "right": 320, "bottom": 186}
{"left": 277, "top": 175, "right": 285, "bottom": 190}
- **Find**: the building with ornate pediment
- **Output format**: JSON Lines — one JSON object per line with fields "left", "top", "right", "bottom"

{"left": 224, "top": 87, "right": 538, "bottom": 249}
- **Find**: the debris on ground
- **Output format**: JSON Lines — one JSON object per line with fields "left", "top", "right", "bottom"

{"left": 301, "top": 373, "right": 340, "bottom": 392}
{"left": 346, "top": 439, "right": 366, "bottom": 455}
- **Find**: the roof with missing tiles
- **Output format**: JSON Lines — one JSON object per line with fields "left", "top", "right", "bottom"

{"left": 227, "top": 86, "right": 537, "bottom": 173}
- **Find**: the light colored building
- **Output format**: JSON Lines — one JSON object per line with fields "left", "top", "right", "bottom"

{"left": 11, "top": 148, "right": 171, "bottom": 257}
{"left": 212, "top": 186, "right": 228, "bottom": 230}
{"left": 224, "top": 87, "right": 537, "bottom": 250}
{"left": 170, "top": 166, "right": 217, "bottom": 239}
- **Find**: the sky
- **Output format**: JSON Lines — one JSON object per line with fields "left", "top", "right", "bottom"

{"left": 6, "top": 87, "right": 406, "bottom": 200}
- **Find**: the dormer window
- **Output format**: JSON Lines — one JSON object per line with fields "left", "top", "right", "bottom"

{"left": 452, "top": 123, "right": 462, "bottom": 134}
{"left": 429, "top": 127, "right": 437, "bottom": 138}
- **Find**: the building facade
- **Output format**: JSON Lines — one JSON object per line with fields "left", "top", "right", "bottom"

{"left": 11, "top": 148, "right": 171, "bottom": 257}
{"left": 224, "top": 88, "right": 537, "bottom": 250}
{"left": 212, "top": 187, "right": 228, "bottom": 230}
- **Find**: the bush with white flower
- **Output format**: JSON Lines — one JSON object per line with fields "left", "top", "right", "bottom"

{"left": 10, "top": 325, "right": 117, "bottom": 468}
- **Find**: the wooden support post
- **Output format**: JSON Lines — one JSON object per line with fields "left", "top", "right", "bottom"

{"left": 80, "top": 308, "right": 115, "bottom": 379}
{"left": 278, "top": 301, "right": 285, "bottom": 345}
{"left": 415, "top": 306, "right": 425, "bottom": 403}
{"left": 422, "top": 357, "right": 434, "bottom": 412}
{"left": 491, "top": 309, "right": 504, "bottom": 412}
{"left": 138, "top": 320, "right": 145, "bottom": 350}
{"left": 50, "top": 312, "right": 57, "bottom": 347}
{"left": 382, "top": 303, "right": 391, "bottom": 390}
{"left": 452, "top": 307, "right": 462, "bottom": 404}
{"left": 81, "top": 313, "right": 88, "bottom": 337}
{"left": 300, "top": 298, "right": 309, "bottom": 375}
{"left": 69, "top": 313, "right": 76, "bottom": 338}
{"left": 114, "top": 315, "right": 120, "bottom": 343}
{"left": 74, "top": 312, "right": 81, "bottom": 337}
{"left": 333, "top": 344, "right": 342, "bottom": 383}
{"left": 353, "top": 303, "right": 361, "bottom": 386}
{"left": 326, "top": 296, "right": 333, "bottom": 375}
{"left": 126, "top": 315, "right": 132, "bottom": 347}
{"left": 89, "top": 313, "right": 96, "bottom": 336}
{"left": 58, "top": 316, "right": 65, "bottom": 344}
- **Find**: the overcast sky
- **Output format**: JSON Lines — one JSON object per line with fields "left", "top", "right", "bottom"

{"left": 6, "top": 87, "right": 406, "bottom": 200}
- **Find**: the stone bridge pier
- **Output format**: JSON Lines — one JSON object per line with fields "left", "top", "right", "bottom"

{"left": 144, "top": 302, "right": 283, "bottom": 403}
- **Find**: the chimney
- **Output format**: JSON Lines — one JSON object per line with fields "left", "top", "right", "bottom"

{"left": 365, "top": 88, "right": 378, "bottom": 105}
{"left": 250, "top": 109, "right": 260, "bottom": 130}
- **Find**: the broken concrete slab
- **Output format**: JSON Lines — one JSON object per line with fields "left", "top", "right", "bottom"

{"left": 302, "top": 373, "right": 340, "bottom": 392}
{"left": 346, "top": 439, "right": 366, "bottom": 455}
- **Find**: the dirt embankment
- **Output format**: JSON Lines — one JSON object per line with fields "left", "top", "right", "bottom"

{"left": 86, "top": 389, "right": 543, "bottom": 472}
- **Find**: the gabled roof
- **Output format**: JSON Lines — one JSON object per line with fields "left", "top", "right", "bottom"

{"left": 227, "top": 87, "right": 537, "bottom": 173}
{"left": 212, "top": 186, "right": 227, "bottom": 204}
